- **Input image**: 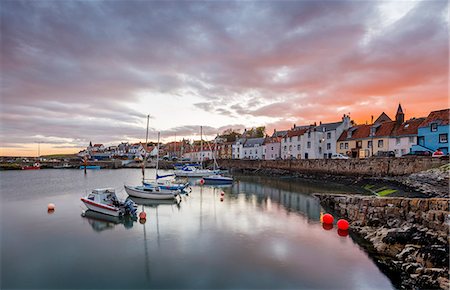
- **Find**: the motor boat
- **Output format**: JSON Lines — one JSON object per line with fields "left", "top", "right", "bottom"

{"left": 124, "top": 185, "right": 179, "bottom": 200}
{"left": 203, "top": 174, "right": 233, "bottom": 184}
{"left": 81, "top": 188, "right": 137, "bottom": 217}
{"left": 22, "top": 162, "right": 40, "bottom": 170}
{"left": 174, "top": 165, "right": 221, "bottom": 177}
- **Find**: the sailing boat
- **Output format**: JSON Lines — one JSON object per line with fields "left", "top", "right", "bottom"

{"left": 202, "top": 137, "right": 233, "bottom": 184}
{"left": 174, "top": 126, "right": 220, "bottom": 177}
{"left": 124, "top": 115, "right": 179, "bottom": 200}
{"left": 142, "top": 132, "right": 190, "bottom": 191}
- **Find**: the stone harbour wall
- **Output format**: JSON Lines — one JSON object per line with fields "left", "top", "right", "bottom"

{"left": 218, "top": 157, "right": 448, "bottom": 177}
{"left": 314, "top": 193, "right": 449, "bottom": 290}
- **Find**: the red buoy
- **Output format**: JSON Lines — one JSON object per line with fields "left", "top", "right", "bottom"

{"left": 139, "top": 218, "right": 146, "bottom": 224}
{"left": 199, "top": 179, "right": 205, "bottom": 185}
{"left": 220, "top": 197, "right": 224, "bottom": 202}
{"left": 220, "top": 191, "right": 225, "bottom": 196}
{"left": 139, "top": 211, "right": 147, "bottom": 219}
{"left": 337, "top": 219, "right": 349, "bottom": 230}
{"left": 322, "top": 213, "right": 334, "bottom": 224}
{"left": 322, "top": 223, "right": 333, "bottom": 230}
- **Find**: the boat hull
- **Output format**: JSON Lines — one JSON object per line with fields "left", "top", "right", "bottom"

{"left": 22, "top": 166, "right": 40, "bottom": 170}
{"left": 124, "top": 185, "right": 178, "bottom": 200}
{"left": 174, "top": 170, "right": 220, "bottom": 177}
{"left": 203, "top": 177, "right": 233, "bottom": 184}
{"left": 81, "top": 198, "right": 121, "bottom": 217}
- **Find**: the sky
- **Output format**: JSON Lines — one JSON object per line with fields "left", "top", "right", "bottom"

{"left": 1, "top": 0, "right": 448, "bottom": 156}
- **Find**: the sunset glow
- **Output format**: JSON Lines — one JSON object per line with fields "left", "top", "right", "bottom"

{"left": 1, "top": 0, "right": 448, "bottom": 156}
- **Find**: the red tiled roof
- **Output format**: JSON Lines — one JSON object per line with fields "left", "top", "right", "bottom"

{"left": 393, "top": 118, "right": 425, "bottom": 136}
{"left": 374, "top": 121, "right": 396, "bottom": 137}
{"left": 287, "top": 128, "right": 307, "bottom": 138}
{"left": 337, "top": 124, "right": 371, "bottom": 141}
{"left": 419, "top": 109, "right": 450, "bottom": 128}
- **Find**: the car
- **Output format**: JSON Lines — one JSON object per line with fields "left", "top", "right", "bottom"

{"left": 374, "top": 151, "right": 395, "bottom": 157}
{"left": 331, "top": 153, "right": 349, "bottom": 159}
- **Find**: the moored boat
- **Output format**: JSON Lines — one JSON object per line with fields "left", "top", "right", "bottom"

{"left": 22, "top": 163, "right": 40, "bottom": 170}
{"left": 81, "top": 188, "right": 137, "bottom": 217}
{"left": 124, "top": 185, "right": 179, "bottom": 200}
{"left": 79, "top": 165, "right": 101, "bottom": 170}
{"left": 203, "top": 174, "right": 233, "bottom": 184}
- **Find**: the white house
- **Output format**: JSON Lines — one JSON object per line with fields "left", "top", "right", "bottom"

{"left": 129, "top": 143, "right": 146, "bottom": 158}
{"left": 232, "top": 138, "right": 246, "bottom": 159}
{"left": 281, "top": 126, "right": 308, "bottom": 159}
{"left": 241, "top": 138, "right": 265, "bottom": 160}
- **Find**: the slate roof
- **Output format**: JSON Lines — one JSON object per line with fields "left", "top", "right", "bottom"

{"left": 338, "top": 125, "right": 371, "bottom": 141}
{"left": 271, "top": 130, "right": 288, "bottom": 138}
{"left": 243, "top": 138, "right": 265, "bottom": 147}
{"left": 316, "top": 121, "right": 343, "bottom": 132}
{"left": 419, "top": 109, "right": 450, "bottom": 128}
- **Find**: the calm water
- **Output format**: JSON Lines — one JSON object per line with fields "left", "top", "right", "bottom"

{"left": 1, "top": 169, "right": 394, "bottom": 289}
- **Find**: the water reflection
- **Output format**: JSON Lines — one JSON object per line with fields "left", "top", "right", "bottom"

{"left": 81, "top": 210, "right": 135, "bottom": 232}
{"left": 231, "top": 180, "right": 322, "bottom": 221}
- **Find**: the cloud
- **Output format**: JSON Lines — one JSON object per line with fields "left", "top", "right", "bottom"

{"left": 1, "top": 0, "right": 448, "bottom": 154}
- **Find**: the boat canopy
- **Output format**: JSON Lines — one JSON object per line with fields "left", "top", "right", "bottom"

{"left": 92, "top": 188, "right": 115, "bottom": 194}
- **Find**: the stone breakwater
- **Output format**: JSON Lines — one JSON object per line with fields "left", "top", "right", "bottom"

{"left": 315, "top": 193, "right": 449, "bottom": 290}
{"left": 218, "top": 157, "right": 448, "bottom": 177}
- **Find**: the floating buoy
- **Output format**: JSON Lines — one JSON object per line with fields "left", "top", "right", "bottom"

{"left": 322, "top": 223, "right": 333, "bottom": 230}
{"left": 322, "top": 213, "right": 334, "bottom": 224}
{"left": 337, "top": 219, "right": 349, "bottom": 230}
{"left": 199, "top": 179, "right": 205, "bottom": 185}
{"left": 139, "top": 211, "right": 147, "bottom": 219}
{"left": 337, "top": 229, "right": 349, "bottom": 237}
{"left": 220, "top": 191, "right": 225, "bottom": 196}
{"left": 220, "top": 197, "right": 224, "bottom": 202}
{"left": 47, "top": 203, "right": 55, "bottom": 210}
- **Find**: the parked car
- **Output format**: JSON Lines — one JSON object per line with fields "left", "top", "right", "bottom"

{"left": 374, "top": 151, "right": 395, "bottom": 157}
{"left": 432, "top": 149, "right": 445, "bottom": 157}
{"left": 331, "top": 153, "right": 349, "bottom": 159}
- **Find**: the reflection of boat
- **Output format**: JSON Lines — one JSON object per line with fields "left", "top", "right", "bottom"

{"left": 81, "top": 188, "right": 137, "bottom": 217}
{"left": 129, "top": 196, "right": 180, "bottom": 207}
{"left": 79, "top": 165, "right": 101, "bottom": 170}
{"left": 81, "top": 210, "right": 135, "bottom": 232}
{"left": 54, "top": 163, "right": 72, "bottom": 169}
{"left": 22, "top": 163, "right": 40, "bottom": 170}
{"left": 203, "top": 174, "right": 233, "bottom": 184}
{"left": 125, "top": 185, "right": 179, "bottom": 200}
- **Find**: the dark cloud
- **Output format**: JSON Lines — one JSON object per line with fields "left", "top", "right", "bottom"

{"left": 1, "top": 0, "right": 447, "bottom": 154}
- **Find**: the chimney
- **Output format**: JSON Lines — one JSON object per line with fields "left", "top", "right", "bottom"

{"left": 319, "top": 121, "right": 322, "bottom": 125}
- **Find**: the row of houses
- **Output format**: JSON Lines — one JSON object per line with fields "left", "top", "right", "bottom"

{"left": 181, "top": 106, "right": 449, "bottom": 161}
{"left": 78, "top": 142, "right": 158, "bottom": 160}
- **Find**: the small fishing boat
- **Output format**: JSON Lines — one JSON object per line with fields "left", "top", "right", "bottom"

{"left": 124, "top": 185, "right": 179, "bottom": 200}
{"left": 203, "top": 174, "right": 233, "bottom": 184}
{"left": 81, "top": 188, "right": 137, "bottom": 217}
{"left": 22, "top": 163, "right": 40, "bottom": 170}
{"left": 79, "top": 165, "right": 101, "bottom": 170}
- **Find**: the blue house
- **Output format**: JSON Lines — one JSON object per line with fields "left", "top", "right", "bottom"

{"left": 411, "top": 109, "right": 449, "bottom": 154}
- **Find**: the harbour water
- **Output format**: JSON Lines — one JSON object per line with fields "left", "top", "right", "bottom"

{"left": 1, "top": 169, "right": 394, "bottom": 289}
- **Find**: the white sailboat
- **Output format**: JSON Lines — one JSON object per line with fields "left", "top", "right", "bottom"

{"left": 174, "top": 126, "right": 220, "bottom": 177}
{"left": 124, "top": 115, "right": 180, "bottom": 200}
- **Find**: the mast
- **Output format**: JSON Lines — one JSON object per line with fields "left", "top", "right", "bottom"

{"left": 156, "top": 132, "right": 160, "bottom": 179}
{"left": 200, "top": 126, "right": 203, "bottom": 169}
{"left": 143, "top": 115, "right": 149, "bottom": 182}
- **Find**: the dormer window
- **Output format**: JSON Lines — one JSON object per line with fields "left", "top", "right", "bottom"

{"left": 431, "top": 123, "right": 438, "bottom": 132}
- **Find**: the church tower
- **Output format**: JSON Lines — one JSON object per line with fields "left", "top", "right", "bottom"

{"left": 395, "top": 104, "right": 404, "bottom": 125}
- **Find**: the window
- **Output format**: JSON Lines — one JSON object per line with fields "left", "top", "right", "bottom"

{"left": 284, "top": 146, "right": 287, "bottom": 150}
{"left": 418, "top": 136, "right": 425, "bottom": 146}
{"left": 368, "top": 141, "right": 372, "bottom": 148}
{"left": 356, "top": 141, "right": 362, "bottom": 148}
{"left": 327, "top": 132, "right": 331, "bottom": 139}
{"left": 289, "top": 137, "right": 292, "bottom": 142}
{"left": 289, "top": 145, "right": 292, "bottom": 150}
{"left": 326, "top": 143, "right": 331, "bottom": 150}
{"left": 319, "top": 147, "right": 322, "bottom": 154}
{"left": 396, "top": 138, "right": 400, "bottom": 145}
{"left": 308, "top": 132, "right": 311, "bottom": 138}
{"left": 378, "top": 140, "right": 384, "bottom": 148}
{"left": 431, "top": 123, "right": 438, "bottom": 132}
{"left": 340, "top": 143, "right": 344, "bottom": 149}
{"left": 307, "top": 142, "right": 311, "bottom": 149}
{"left": 439, "top": 134, "right": 448, "bottom": 143}
{"left": 297, "top": 144, "right": 301, "bottom": 150}
{"left": 344, "top": 143, "right": 349, "bottom": 149}
{"left": 409, "top": 136, "right": 414, "bottom": 143}
{"left": 271, "top": 146, "right": 274, "bottom": 150}
{"left": 297, "top": 136, "right": 301, "bottom": 141}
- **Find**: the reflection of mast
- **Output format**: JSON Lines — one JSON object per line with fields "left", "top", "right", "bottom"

{"left": 142, "top": 208, "right": 150, "bottom": 282}
{"left": 156, "top": 206, "right": 160, "bottom": 248}
{"left": 200, "top": 186, "right": 203, "bottom": 232}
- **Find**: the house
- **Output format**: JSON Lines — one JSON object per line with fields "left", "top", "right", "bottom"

{"left": 232, "top": 138, "right": 247, "bottom": 159}
{"left": 281, "top": 126, "right": 308, "bottom": 159}
{"left": 302, "top": 115, "right": 351, "bottom": 159}
{"left": 216, "top": 141, "right": 233, "bottom": 159}
{"left": 90, "top": 143, "right": 105, "bottom": 152}
{"left": 338, "top": 105, "right": 426, "bottom": 157}
{"left": 263, "top": 136, "right": 282, "bottom": 160}
{"left": 129, "top": 143, "right": 146, "bottom": 158}
{"left": 411, "top": 109, "right": 449, "bottom": 154}
{"left": 241, "top": 138, "right": 265, "bottom": 159}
